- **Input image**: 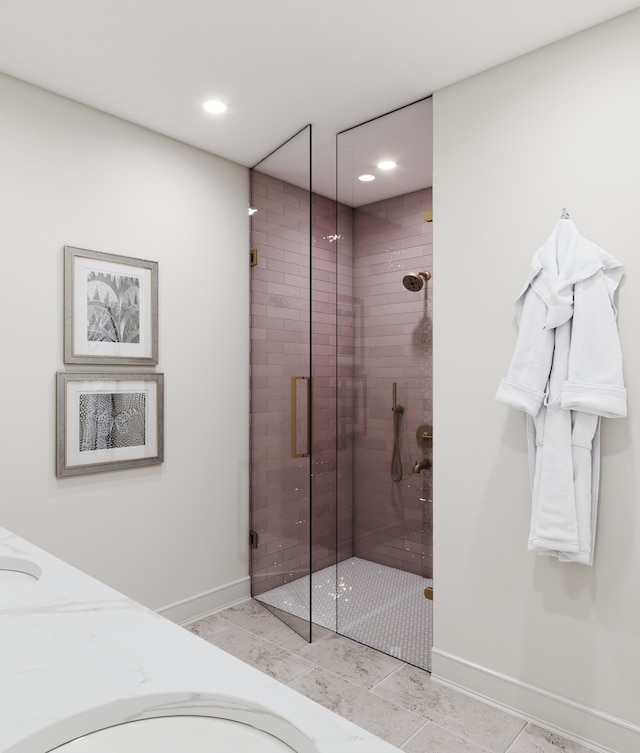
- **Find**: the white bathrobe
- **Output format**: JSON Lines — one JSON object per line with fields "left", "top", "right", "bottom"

{"left": 496, "top": 219, "right": 626, "bottom": 565}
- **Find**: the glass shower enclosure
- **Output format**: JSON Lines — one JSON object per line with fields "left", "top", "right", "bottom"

{"left": 248, "top": 125, "right": 314, "bottom": 642}
{"left": 249, "top": 100, "right": 434, "bottom": 670}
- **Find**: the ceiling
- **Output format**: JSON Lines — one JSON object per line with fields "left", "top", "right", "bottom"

{"left": 0, "top": 1, "right": 638, "bottom": 204}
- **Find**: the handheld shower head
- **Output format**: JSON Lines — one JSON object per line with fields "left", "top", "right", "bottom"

{"left": 402, "top": 270, "right": 431, "bottom": 292}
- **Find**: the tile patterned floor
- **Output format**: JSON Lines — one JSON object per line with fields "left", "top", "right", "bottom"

{"left": 185, "top": 599, "right": 598, "bottom": 753}
{"left": 256, "top": 557, "right": 434, "bottom": 671}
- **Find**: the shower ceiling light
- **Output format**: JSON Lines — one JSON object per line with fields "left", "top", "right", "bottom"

{"left": 377, "top": 160, "right": 397, "bottom": 170}
{"left": 358, "top": 174, "right": 375, "bottom": 182}
{"left": 203, "top": 99, "right": 227, "bottom": 114}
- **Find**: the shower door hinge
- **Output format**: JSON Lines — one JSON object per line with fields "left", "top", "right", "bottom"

{"left": 250, "top": 529, "right": 259, "bottom": 549}
{"left": 424, "top": 586, "right": 433, "bottom": 600}
{"left": 250, "top": 248, "right": 259, "bottom": 267}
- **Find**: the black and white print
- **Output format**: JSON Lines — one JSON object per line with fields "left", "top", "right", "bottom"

{"left": 79, "top": 392, "right": 146, "bottom": 452}
{"left": 86, "top": 270, "right": 141, "bottom": 344}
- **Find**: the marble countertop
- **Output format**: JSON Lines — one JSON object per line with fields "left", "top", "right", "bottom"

{"left": 0, "top": 528, "right": 402, "bottom": 753}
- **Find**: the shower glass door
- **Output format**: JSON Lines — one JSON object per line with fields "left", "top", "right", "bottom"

{"left": 335, "top": 99, "right": 434, "bottom": 671}
{"left": 249, "top": 126, "right": 313, "bottom": 641}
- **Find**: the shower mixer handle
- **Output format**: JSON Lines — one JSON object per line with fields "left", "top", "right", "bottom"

{"left": 416, "top": 424, "right": 433, "bottom": 449}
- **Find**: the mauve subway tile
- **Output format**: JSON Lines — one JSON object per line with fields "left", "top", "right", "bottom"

{"left": 251, "top": 353, "right": 268, "bottom": 367}
{"left": 284, "top": 342, "right": 311, "bottom": 356}
{"left": 252, "top": 340, "right": 284, "bottom": 355}
{"left": 266, "top": 397, "right": 290, "bottom": 412}
{"left": 359, "top": 194, "right": 407, "bottom": 214}
{"left": 250, "top": 178, "right": 268, "bottom": 197}
{"left": 386, "top": 205, "right": 430, "bottom": 224}
{"left": 267, "top": 330, "right": 302, "bottom": 346}
{"left": 266, "top": 254, "right": 303, "bottom": 274}
{"left": 253, "top": 170, "right": 284, "bottom": 190}
{"left": 251, "top": 302, "right": 267, "bottom": 317}
{"left": 403, "top": 188, "right": 431, "bottom": 204}
{"left": 251, "top": 328, "right": 268, "bottom": 342}
{"left": 312, "top": 322, "right": 335, "bottom": 337}
{"left": 310, "top": 290, "right": 331, "bottom": 305}
{"left": 250, "top": 377, "right": 269, "bottom": 391}
{"left": 283, "top": 181, "right": 309, "bottom": 199}
{"left": 281, "top": 226, "right": 310, "bottom": 245}
{"left": 280, "top": 319, "right": 309, "bottom": 335}
{"left": 254, "top": 194, "right": 289, "bottom": 215}
{"left": 314, "top": 193, "right": 336, "bottom": 210}
{"left": 261, "top": 237, "right": 306, "bottom": 259}
{"left": 312, "top": 270, "right": 338, "bottom": 286}
{"left": 267, "top": 187, "right": 301, "bottom": 209}
{"left": 366, "top": 300, "right": 426, "bottom": 317}
{"left": 252, "top": 433, "right": 286, "bottom": 450}
{"left": 356, "top": 227, "right": 410, "bottom": 248}
{"left": 264, "top": 307, "right": 300, "bottom": 323}
{"left": 399, "top": 233, "right": 430, "bottom": 250}
{"left": 251, "top": 275, "right": 267, "bottom": 300}
{"left": 310, "top": 302, "right": 333, "bottom": 317}
{"left": 267, "top": 210, "right": 305, "bottom": 233}
{"left": 252, "top": 315, "right": 286, "bottom": 331}
{"left": 251, "top": 411, "right": 287, "bottom": 427}
{"left": 282, "top": 274, "right": 312, "bottom": 290}
{"left": 252, "top": 218, "right": 286, "bottom": 239}
{"left": 267, "top": 293, "right": 308, "bottom": 311}
{"left": 266, "top": 445, "right": 289, "bottom": 461}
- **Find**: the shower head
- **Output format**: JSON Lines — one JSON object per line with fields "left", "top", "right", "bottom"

{"left": 402, "top": 270, "right": 431, "bottom": 292}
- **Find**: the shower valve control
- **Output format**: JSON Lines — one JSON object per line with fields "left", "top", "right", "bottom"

{"left": 416, "top": 424, "right": 433, "bottom": 449}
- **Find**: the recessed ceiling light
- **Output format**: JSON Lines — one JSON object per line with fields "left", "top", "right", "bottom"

{"left": 358, "top": 174, "right": 375, "bottom": 182}
{"left": 377, "top": 160, "right": 397, "bottom": 170}
{"left": 203, "top": 100, "right": 227, "bottom": 114}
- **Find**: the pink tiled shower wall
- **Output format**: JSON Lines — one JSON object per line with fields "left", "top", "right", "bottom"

{"left": 249, "top": 170, "right": 354, "bottom": 596}
{"left": 249, "top": 171, "right": 432, "bottom": 597}
{"left": 350, "top": 188, "right": 433, "bottom": 578}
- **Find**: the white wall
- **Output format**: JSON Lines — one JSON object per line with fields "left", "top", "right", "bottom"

{"left": 432, "top": 9, "right": 640, "bottom": 753}
{"left": 0, "top": 73, "right": 250, "bottom": 617}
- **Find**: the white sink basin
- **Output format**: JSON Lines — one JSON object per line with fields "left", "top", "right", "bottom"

{"left": 0, "top": 556, "right": 41, "bottom": 600}
{"left": 52, "top": 716, "right": 295, "bottom": 752}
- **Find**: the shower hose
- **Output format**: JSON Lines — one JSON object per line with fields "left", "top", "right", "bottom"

{"left": 391, "top": 404, "right": 404, "bottom": 482}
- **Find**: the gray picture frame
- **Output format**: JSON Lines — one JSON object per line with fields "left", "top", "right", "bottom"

{"left": 56, "top": 372, "right": 164, "bottom": 477}
{"left": 64, "top": 246, "right": 158, "bottom": 365}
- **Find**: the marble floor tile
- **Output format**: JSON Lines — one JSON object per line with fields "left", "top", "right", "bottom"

{"left": 372, "top": 665, "right": 526, "bottom": 753}
{"left": 213, "top": 599, "right": 302, "bottom": 644}
{"left": 288, "top": 666, "right": 426, "bottom": 749}
{"left": 402, "top": 721, "right": 489, "bottom": 753}
{"left": 206, "top": 602, "right": 593, "bottom": 753}
{"left": 184, "top": 613, "right": 233, "bottom": 642}
{"left": 294, "top": 633, "right": 404, "bottom": 689}
{"left": 278, "top": 622, "right": 335, "bottom": 652}
{"left": 507, "top": 724, "right": 598, "bottom": 753}
{"left": 201, "top": 624, "right": 315, "bottom": 684}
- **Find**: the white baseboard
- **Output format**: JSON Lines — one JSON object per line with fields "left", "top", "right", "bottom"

{"left": 157, "top": 576, "right": 251, "bottom": 625}
{"left": 431, "top": 648, "right": 640, "bottom": 753}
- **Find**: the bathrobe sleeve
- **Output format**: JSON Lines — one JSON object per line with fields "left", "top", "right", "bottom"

{"left": 495, "top": 284, "right": 555, "bottom": 416}
{"left": 560, "top": 271, "right": 626, "bottom": 418}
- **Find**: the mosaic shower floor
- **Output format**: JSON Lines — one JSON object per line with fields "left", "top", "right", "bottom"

{"left": 257, "top": 557, "right": 433, "bottom": 671}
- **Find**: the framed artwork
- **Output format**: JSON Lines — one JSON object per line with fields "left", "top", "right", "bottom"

{"left": 56, "top": 372, "right": 164, "bottom": 477}
{"left": 64, "top": 246, "right": 158, "bottom": 365}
